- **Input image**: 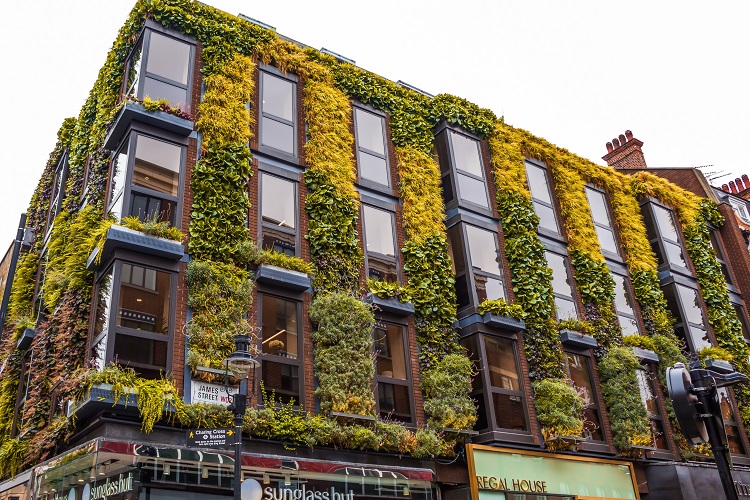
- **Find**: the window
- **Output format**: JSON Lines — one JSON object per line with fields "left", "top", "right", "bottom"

{"left": 708, "top": 229, "right": 732, "bottom": 285}
{"left": 565, "top": 353, "right": 604, "bottom": 441}
{"left": 107, "top": 133, "right": 184, "bottom": 226}
{"left": 636, "top": 369, "right": 668, "bottom": 449}
{"left": 734, "top": 304, "right": 750, "bottom": 342}
{"left": 362, "top": 204, "right": 398, "bottom": 282}
{"left": 91, "top": 261, "right": 175, "bottom": 379}
{"left": 643, "top": 203, "right": 688, "bottom": 271}
{"left": 663, "top": 284, "right": 712, "bottom": 351}
{"left": 48, "top": 153, "right": 69, "bottom": 227}
{"left": 11, "top": 350, "right": 33, "bottom": 437}
{"left": 125, "top": 30, "right": 194, "bottom": 112}
{"left": 436, "top": 129, "right": 490, "bottom": 211}
{"left": 728, "top": 197, "right": 750, "bottom": 224}
{"left": 260, "top": 172, "right": 297, "bottom": 256}
{"left": 259, "top": 294, "right": 301, "bottom": 405}
{"left": 259, "top": 71, "right": 296, "bottom": 157}
{"left": 525, "top": 162, "right": 559, "bottom": 234}
{"left": 585, "top": 187, "right": 619, "bottom": 256}
{"left": 461, "top": 335, "right": 528, "bottom": 434}
{"left": 373, "top": 323, "right": 412, "bottom": 423}
{"left": 545, "top": 251, "right": 578, "bottom": 320}
{"left": 354, "top": 107, "right": 390, "bottom": 187}
{"left": 611, "top": 273, "right": 640, "bottom": 336}
{"left": 719, "top": 388, "right": 746, "bottom": 455}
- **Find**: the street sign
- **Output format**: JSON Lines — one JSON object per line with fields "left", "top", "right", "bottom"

{"left": 186, "top": 428, "right": 235, "bottom": 449}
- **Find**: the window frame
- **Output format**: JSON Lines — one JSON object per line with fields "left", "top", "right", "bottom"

{"left": 44, "top": 152, "right": 69, "bottom": 240}
{"left": 544, "top": 248, "right": 579, "bottom": 320}
{"left": 525, "top": 159, "right": 561, "bottom": 237}
{"left": 258, "top": 66, "right": 298, "bottom": 162}
{"left": 641, "top": 200, "right": 691, "bottom": 274}
{"left": 10, "top": 349, "right": 33, "bottom": 438}
{"left": 353, "top": 103, "right": 391, "bottom": 192}
{"left": 563, "top": 351, "right": 608, "bottom": 450}
{"left": 122, "top": 24, "right": 195, "bottom": 112}
{"left": 90, "top": 258, "right": 177, "bottom": 377}
{"left": 106, "top": 129, "right": 187, "bottom": 228}
{"left": 258, "top": 165, "right": 300, "bottom": 258}
{"left": 584, "top": 186, "right": 620, "bottom": 258}
{"left": 372, "top": 319, "right": 414, "bottom": 424}
{"left": 728, "top": 197, "right": 750, "bottom": 224}
{"left": 361, "top": 199, "right": 400, "bottom": 284}
{"left": 610, "top": 271, "right": 641, "bottom": 336}
{"left": 662, "top": 280, "right": 713, "bottom": 352}
{"left": 718, "top": 387, "right": 747, "bottom": 456}
{"left": 256, "top": 292, "right": 304, "bottom": 408}
{"left": 708, "top": 226, "right": 735, "bottom": 288}
{"left": 635, "top": 366, "right": 671, "bottom": 453}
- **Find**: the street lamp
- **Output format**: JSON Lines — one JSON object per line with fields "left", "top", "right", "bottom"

{"left": 225, "top": 334, "right": 259, "bottom": 500}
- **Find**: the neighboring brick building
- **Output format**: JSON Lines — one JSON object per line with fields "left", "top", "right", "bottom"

{"left": 1, "top": 3, "right": 750, "bottom": 500}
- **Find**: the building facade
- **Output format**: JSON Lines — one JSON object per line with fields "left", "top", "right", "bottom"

{"left": 1, "top": 2, "right": 750, "bottom": 500}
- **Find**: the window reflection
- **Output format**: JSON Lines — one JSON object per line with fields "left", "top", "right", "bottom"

{"left": 546, "top": 251, "right": 578, "bottom": 319}
{"left": 262, "top": 73, "right": 294, "bottom": 121}
{"left": 363, "top": 205, "right": 396, "bottom": 257}
{"left": 486, "top": 338, "right": 520, "bottom": 391}
{"left": 261, "top": 174, "right": 295, "bottom": 229}
{"left": 133, "top": 135, "right": 181, "bottom": 196}
{"left": 260, "top": 295, "right": 300, "bottom": 405}
{"left": 566, "top": 354, "right": 603, "bottom": 441}
{"left": 374, "top": 324, "right": 406, "bottom": 379}
{"left": 451, "top": 132, "right": 483, "bottom": 177}
{"left": 108, "top": 144, "right": 129, "bottom": 220}
{"left": 466, "top": 225, "right": 501, "bottom": 274}
{"left": 355, "top": 108, "right": 390, "bottom": 187}
{"left": 260, "top": 72, "right": 295, "bottom": 156}
{"left": 611, "top": 273, "right": 639, "bottom": 336}
{"left": 117, "top": 263, "right": 170, "bottom": 334}
{"left": 457, "top": 173, "right": 489, "bottom": 208}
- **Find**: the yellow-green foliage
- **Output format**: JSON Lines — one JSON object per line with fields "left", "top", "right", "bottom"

{"left": 197, "top": 54, "right": 254, "bottom": 146}
{"left": 5, "top": 252, "right": 39, "bottom": 325}
{"left": 487, "top": 123, "right": 530, "bottom": 197}
{"left": 120, "top": 216, "right": 184, "bottom": 242}
{"left": 629, "top": 171, "right": 700, "bottom": 225}
{"left": 397, "top": 146, "right": 445, "bottom": 243}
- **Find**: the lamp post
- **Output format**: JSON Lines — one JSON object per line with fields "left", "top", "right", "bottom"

{"left": 225, "top": 334, "right": 259, "bottom": 500}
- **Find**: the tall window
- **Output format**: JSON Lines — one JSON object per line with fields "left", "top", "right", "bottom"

{"left": 47, "top": 153, "right": 69, "bottom": 228}
{"left": 708, "top": 229, "right": 732, "bottom": 285}
{"left": 565, "top": 353, "right": 604, "bottom": 441}
{"left": 719, "top": 388, "right": 746, "bottom": 455}
{"left": 362, "top": 204, "right": 398, "bottom": 282}
{"left": 585, "top": 187, "right": 619, "bottom": 256}
{"left": 354, "top": 107, "right": 389, "bottom": 187}
{"left": 611, "top": 273, "right": 640, "bottom": 336}
{"left": 448, "top": 223, "right": 506, "bottom": 310}
{"left": 663, "top": 284, "right": 712, "bottom": 351}
{"left": 636, "top": 369, "right": 668, "bottom": 449}
{"left": 125, "top": 30, "right": 194, "bottom": 112}
{"left": 644, "top": 203, "right": 688, "bottom": 271}
{"left": 91, "top": 261, "right": 174, "bottom": 379}
{"left": 259, "top": 294, "right": 301, "bottom": 405}
{"left": 373, "top": 323, "right": 412, "bottom": 423}
{"left": 545, "top": 251, "right": 578, "bottom": 320}
{"left": 461, "top": 335, "right": 528, "bottom": 434}
{"left": 525, "top": 162, "right": 559, "bottom": 234}
{"left": 436, "top": 128, "right": 490, "bottom": 211}
{"left": 260, "top": 172, "right": 297, "bottom": 256}
{"left": 259, "top": 71, "right": 296, "bottom": 157}
{"left": 107, "top": 133, "right": 183, "bottom": 226}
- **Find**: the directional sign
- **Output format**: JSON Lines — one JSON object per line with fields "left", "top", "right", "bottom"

{"left": 186, "top": 428, "right": 235, "bottom": 449}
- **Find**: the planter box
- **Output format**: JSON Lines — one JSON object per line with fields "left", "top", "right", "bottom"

{"left": 69, "top": 383, "right": 175, "bottom": 421}
{"left": 255, "top": 264, "right": 312, "bottom": 292}
{"left": 16, "top": 327, "right": 36, "bottom": 351}
{"left": 87, "top": 225, "right": 184, "bottom": 271}
{"left": 481, "top": 313, "right": 525, "bottom": 331}
{"left": 559, "top": 329, "right": 598, "bottom": 349}
{"left": 365, "top": 293, "right": 415, "bottom": 316}
{"left": 104, "top": 100, "right": 194, "bottom": 150}
{"left": 631, "top": 347, "right": 660, "bottom": 363}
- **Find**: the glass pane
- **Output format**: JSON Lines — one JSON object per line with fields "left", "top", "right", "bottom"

{"left": 91, "top": 336, "right": 107, "bottom": 372}
{"left": 485, "top": 338, "right": 519, "bottom": 391}
{"left": 687, "top": 327, "right": 711, "bottom": 351}
{"left": 368, "top": 257, "right": 398, "bottom": 283}
{"left": 595, "top": 225, "right": 619, "bottom": 254}
{"left": 378, "top": 383, "right": 412, "bottom": 422}
{"left": 261, "top": 295, "right": 298, "bottom": 359}
{"left": 359, "top": 151, "right": 390, "bottom": 186}
{"left": 455, "top": 273, "right": 471, "bottom": 310}
{"left": 130, "top": 192, "right": 176, "bottom": 225}
{"left": 108, "top": 144, "right": 129, "bottom": 219}
{"left": 125, "top": 41, "right": 142, "bottom": 98}
{"left": 664, "top": 241, "right": 687, "bottom": 268}
{"left": 735, "top": 305, "right": 750, "bottom": 342}
{"left": 261, "top": 116, "right": 294, "bottom": 154}
{"left": 262, "top": 228, "right": 296, "bottom": 256}
{"left": 546, "top": 252, "right": 576, "bottom": 300}
{"left": 355, "top": 108, "right": 385, "bottom": 155}
{"left": 718, "top": 388, "right": 736, "bottom": 422}
{"left": 457, "top": 173, "right": 489, "bottom": 208}
{"left": 451, "top": 131, "right": 483, "bottom": 177}
{"left": 262, "top": 72, "right": 294, "bottom": 121}
{"left": 142, "top": 77, "right": 189, "bottom": 111}
{"left": 146, "top": 32, "right": 190, "bottom": 84}
{"left": 653, "top": 205, "right": 680, "bottom": 242}
{"left": 650, "top": 419, "right": 669, "bottom": 449}
{"left": 618, "top": 314, "right": 640, "bottom": 336}
{"left": 492, "top": 393, "right": 527, "bottom": 431}
{"left": 533, "top": 201, "right": 559, "bottom": 233}
{"left": 636, "top": 370, "right": 659, "bottom": 416}
{"left": 585, "top": 188, "right": 611, "bottom": 226}
{"left": 363, "top": 205, "right": 396, "bottom": 257}
{"left": 460, "top": 336, "right": 483, "bottom": 391}
{"left": 525, "top": 162, "right": 553, "bottom": 204}
{"left": 465, "top": 225, "right": 501, "bottom": 274}
{"left": 92, "top": 271, "right": 114, "bottom": 356}
{"left": 262, "top": 360, "right": 299, "bottom": 405}
{"left": 117, "top": 264, "right": 171, "bottom": 334}
{"left": 555, "top": 297, "right": 578, "bottom": 320}
{"left": 611, "top": 274, "right": 635, "bottom": 316}
{"left": 476, "top": 274, "right": 505, "bottom": 302}
{"left": 261, "top": 173, "right": 296, "bottom": 229}
{"left": 447, "top": 225, "right": 465, "bottom": 272}
{"left": 726, "top": 424, "right": 745, "bottom": 455}
{"left": 677, "top": 285, "right": 706, "bottom": 326}
{"left": 374, "top": 324, "right": 407, "bottom": 379}
{"left": 133, "top": 135, "right": 181, "bottom": 197}
{"left": 566, "top": 354, "right": 594, "bottom": 408}
{"left": 113, "top": 335, "right": 168, "bottom": 369}
{"left": 584, "top": 408, "right": 604, "bottom": 441}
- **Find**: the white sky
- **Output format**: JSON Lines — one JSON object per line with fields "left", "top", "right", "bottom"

{"left": 1, "top": 0, "right": 749, "bottom": 246}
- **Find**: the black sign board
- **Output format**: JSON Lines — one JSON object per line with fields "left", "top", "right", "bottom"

{"left": 186, "top": 428, "right": 235, "bottom": 449}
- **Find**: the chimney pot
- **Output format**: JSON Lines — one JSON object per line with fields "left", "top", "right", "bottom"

{"left": 612, "top": 138, "right": 621, "bottom": 148}
{"left": 722, "top": 184, "right": 730, "bottom": 192}
{"left": 619, "top": 134, "right": 627, "bottom": 145}
{"left": 625, "top": 130, "right": 633, "bottom": 141}
{"left": 743, "top": 174, "right": 750, "bottom": 185}
{"left": 606, "top": 142, "right": 613, "bottom": 153}
{"left": 730, "top": 180, "right": 738, "bottom": 193}
{"left": 737, "top": 178, "right": 744, "bottom": 191}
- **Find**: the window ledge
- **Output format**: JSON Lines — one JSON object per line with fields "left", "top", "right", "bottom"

{"left": 255, "top": 264, "right": 312, "bottom": 292}
{"left": 104, "top": 100, "right": 194, "bottom": 151}
{"left": 559, "top": 329, "right": 598, "bottom": 349}
{"left": 69, "top": 383, "right": 176, "bottom": 421}
{"left": 86, "top": 224, "right": 185, "bottom": 271}
{"left": 364, "top": 293, "right": 415, "bottom": 316}
{"left": 16, "top": 327, "right": 37, "bottom": 351}
{"left": 330, "top": 411, "right": 378, "bottom": 423}
{"left": 481, "top": 313, "right": 526, "bottom": 331}
{"left": 632, "top": 347, "right": 660, "bottom": 363}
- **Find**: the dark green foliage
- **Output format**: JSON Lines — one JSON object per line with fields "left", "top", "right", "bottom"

{"left": 421, "top": 354, "right": 477, "bottom": 429}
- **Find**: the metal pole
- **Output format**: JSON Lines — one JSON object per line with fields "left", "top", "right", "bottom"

{"left": 0, "top": 213, "right": 27, "bottom": 334}
{"left": 234, "top": 378, "right": 247, "bottom": 500}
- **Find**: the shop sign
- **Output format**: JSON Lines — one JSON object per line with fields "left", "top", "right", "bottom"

{"left": 260, "top": 482, "right": 355, "bottom": 500}
{"left": 52, "top": 473, "right": 134, "bottom": 500}
{"left": 187, "top": 427, "right": 235, "bottom": 448}
{"left": 467, "top": 445, "right": 639, "bottom": 499}
{"left": 190, "top": 380, "right": 237, "bottom": 405}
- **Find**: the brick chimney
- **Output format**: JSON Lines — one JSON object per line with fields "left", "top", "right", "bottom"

{"left": 602, "top": 130, "right": 648, "bottom": 169}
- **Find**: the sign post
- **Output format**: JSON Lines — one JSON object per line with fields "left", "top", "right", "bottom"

{"left": 186, "top": 428, "right": 236, "bottom": 449}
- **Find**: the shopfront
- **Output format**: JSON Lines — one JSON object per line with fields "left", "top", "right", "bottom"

{"left": 466, "top": 445, "right": 639, "bottom": 500}
{"left": 30, "top": 439, "right": 435, "bottom": 500}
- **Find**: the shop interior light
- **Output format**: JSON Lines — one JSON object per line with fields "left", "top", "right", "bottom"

{"left": 98, "top": 465, "right": 106, "bottom": 476}
{"left": 202, "top": 467, "right": 209, "bottom": 479}
{"left": 78, "top": 477, "right": 85, "bottom": 483}
{"left": 163, "top": 464, "right": 171, "bottom": 476}
{"left": 403, "top": 486, "right": 410, "bottom": 497}
{"left": 263, "top": 473, "right": 270, "bottom": 484}
{"left": 284, "top": 475, "right": 291, "bottom": 486}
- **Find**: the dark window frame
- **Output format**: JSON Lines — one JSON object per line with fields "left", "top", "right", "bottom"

{"left": 353, "top": 103, "right": 391, "bottom": 192}
{"left": 122, "top": 23, "right": 196, "bottom": 112}
{"left": 10, "top": 349, "right": 33, "bottom": 437}
{"left": 45, "top": 151, "right": 69, "bottom": 240}
{"left": 258, "top": 166, "right": 300, "bottom": 258}
{"left": 611, "top": 271, "right": 641, "bottom": 336}
{"left": 372, "top": 318, "right": 414, "bottom": 424}
{"left": 361, "top": 198, "right": 400, "bottom": 284}
{"left": 563, "top": 351, "right": 608, "bottom": 450}
{"left": 641, "top": 199, "right": 691, "bottom": 275}
{"left": 635, "top": 366, "right": 671, "bottom": 453}
{"left": 257, "top": 65, "right": 298, "bottom": 162}
{"left": 708, "top": 226, "right": 735, "bottom": 289}
{"left": 525, "top": 159, "right": 560, "bottom": 237}
{"left": 584, "top": 185, "right": 621, "bottom": 258}
{"left": 718, "top": 387, "right": 747, "bottom": 456}
{"left": 661, "top": 280, "right": 712, "bottom": 352}
{"left": 545, "top": 249, "right": 579, "bottom": 320}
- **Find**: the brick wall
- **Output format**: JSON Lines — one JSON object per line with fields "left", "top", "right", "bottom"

{"left": 602, "top": 131, "right": 648, "bottom": 170}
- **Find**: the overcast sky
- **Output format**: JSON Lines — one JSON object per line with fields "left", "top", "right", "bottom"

{"left": 1, "top": 0, "right": 748, "bottom": 247}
